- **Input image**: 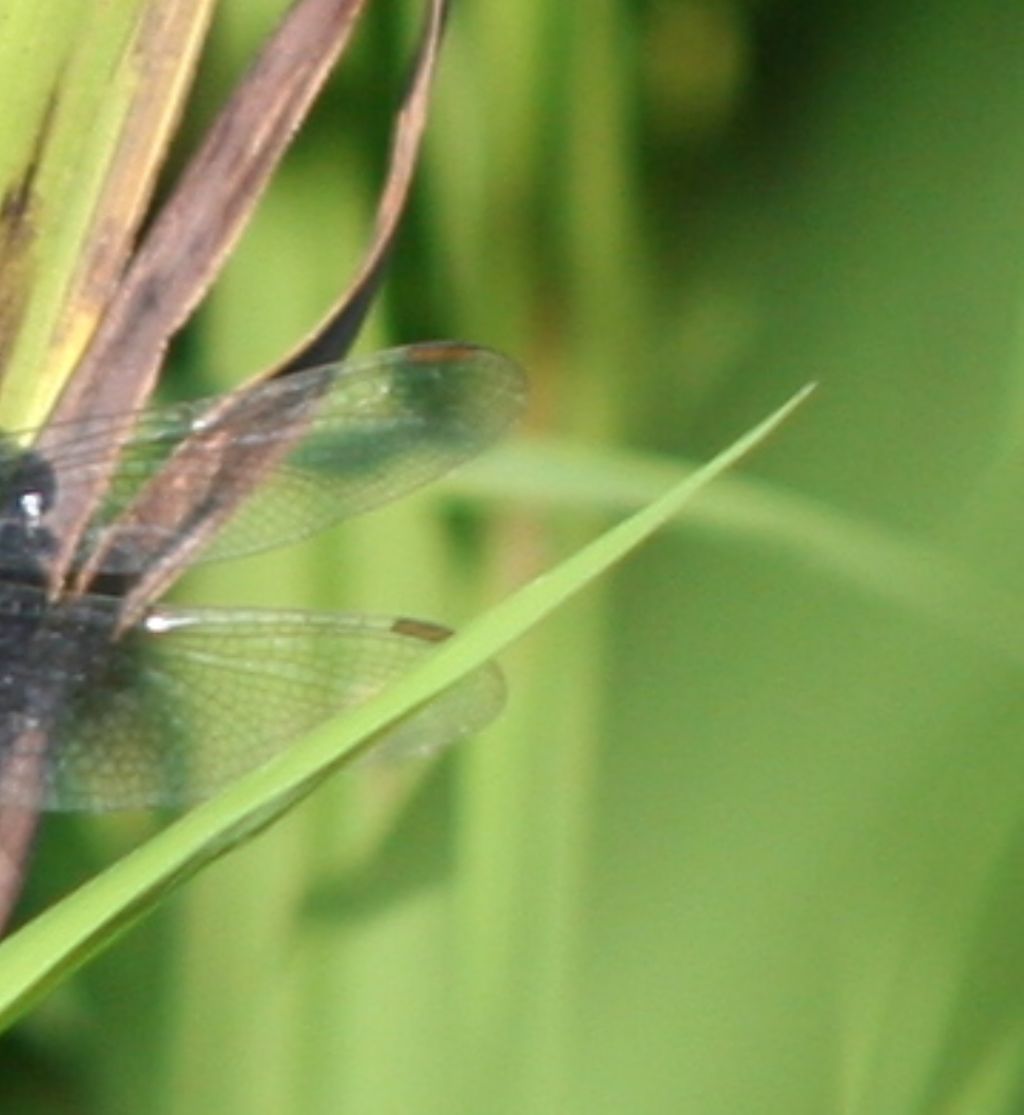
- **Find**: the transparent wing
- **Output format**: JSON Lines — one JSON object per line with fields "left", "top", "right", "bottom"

{"left": 0, "top": 585, "right": 504, "bottom": 811}
{"left": 0, "top": 343, "right": 524, "bottom": 576}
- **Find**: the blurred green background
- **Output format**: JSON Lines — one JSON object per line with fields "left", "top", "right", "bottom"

{"left": 9, "top": 0, "right": 1024, "bottom": 1112}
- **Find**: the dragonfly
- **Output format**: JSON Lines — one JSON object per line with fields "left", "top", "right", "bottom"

{"left": 0, "top": 342, "right": 525, "bottom": 812}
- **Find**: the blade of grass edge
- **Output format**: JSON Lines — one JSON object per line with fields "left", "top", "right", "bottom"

{"left": 0, "top": 383, "right": 813, "bottom": 1030}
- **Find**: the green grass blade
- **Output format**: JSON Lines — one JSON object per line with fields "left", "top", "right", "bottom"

{"left": 0, "top": 0, "right": 216, "bottom": 429}
{"left": 451, "top": 438, "right": 1024, "bottom": 670}
{"left": 0, "top": 384, "right": 811, "bottom": 1030}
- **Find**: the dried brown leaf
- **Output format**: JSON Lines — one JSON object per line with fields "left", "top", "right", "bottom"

{"left": 40, "top": 0, "right": 374, "bottom": 583}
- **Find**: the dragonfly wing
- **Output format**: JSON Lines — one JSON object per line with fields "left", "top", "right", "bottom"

{"left": 195, "top": 342, "right": 525, "bottom": 565}
{"left": 21, "top": 343, "right": 524, "bottom": 576}
{"left": 0, "top": 589, "right": 504, "bottom": 811}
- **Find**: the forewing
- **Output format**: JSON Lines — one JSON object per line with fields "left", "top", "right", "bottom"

{"left": 0, "top": 597, "right": 504, "bottom": 812}
{"left": 9, "top": 343, "right": 524, "bottom": 577}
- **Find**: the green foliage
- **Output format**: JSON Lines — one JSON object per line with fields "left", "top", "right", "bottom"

{"left": 7, "top": 1, "right": 1024, "bottom": 1114}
